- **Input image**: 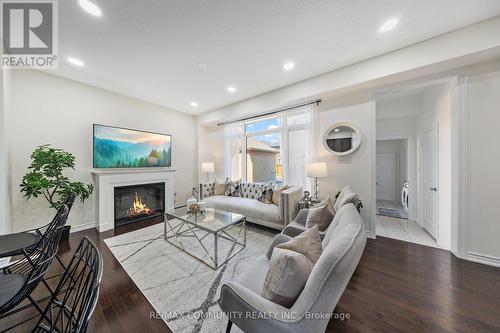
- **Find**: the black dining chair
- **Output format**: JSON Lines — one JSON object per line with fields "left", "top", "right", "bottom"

{"left": 0, "top": 205, "right": 69, "bottom": 316}
{"left": 31, "top": 237, "right": 102, "bottom": 333}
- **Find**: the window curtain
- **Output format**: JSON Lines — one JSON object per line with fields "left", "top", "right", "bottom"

{"left": 285, "top": 104, "right": 317, "bottom": 192}
{"left": 224, "top": 124, "right": 243, "bottom": 180}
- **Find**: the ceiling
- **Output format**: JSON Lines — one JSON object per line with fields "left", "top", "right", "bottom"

{"left": 49, "top": 1, "right": 500, "bottom": 115}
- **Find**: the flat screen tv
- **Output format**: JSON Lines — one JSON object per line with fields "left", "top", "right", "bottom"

{"left": 93, "top": 124, "right": 171, "bottom": 168}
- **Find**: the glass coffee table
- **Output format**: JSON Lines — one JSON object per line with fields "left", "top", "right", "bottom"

{"left": 164, "top": 207, "right": 246, "bottom": 269}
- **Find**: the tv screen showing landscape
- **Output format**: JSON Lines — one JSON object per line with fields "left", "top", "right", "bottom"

{"left": 93, "top": 124, "right": 171, "bottom": 168}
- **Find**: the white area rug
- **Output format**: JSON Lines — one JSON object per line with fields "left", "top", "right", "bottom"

{"left": 104, "top": 221, "right": 275, "bottom": 333}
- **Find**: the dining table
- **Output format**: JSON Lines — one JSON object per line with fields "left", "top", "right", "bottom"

{"left": 0, "top": 231, "right": 40, "bottom": 259}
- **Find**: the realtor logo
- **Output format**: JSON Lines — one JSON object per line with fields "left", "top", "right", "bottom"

{"left": 1, "top": 0, "right": 58, "bottom": 68}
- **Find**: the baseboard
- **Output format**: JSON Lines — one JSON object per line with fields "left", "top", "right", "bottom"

{"left": 467, "top": 251, "right": 500, "bottom": 268}
{"left": 70, "top": 222, "right": 96, "bottom": 233}
{"left": 174, "top": 201, "right": 187, "bottom": 208}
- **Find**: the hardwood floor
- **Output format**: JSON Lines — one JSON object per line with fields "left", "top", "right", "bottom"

{"left": 2, "top": 220, "right": 500, "bottom": 332}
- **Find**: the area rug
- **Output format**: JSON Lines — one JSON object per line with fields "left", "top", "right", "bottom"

{"left": 377, "top": 207, "right": 407, "bottom": 219}
{"left": 104, "top": 221, "right": 276, "bottom": 333}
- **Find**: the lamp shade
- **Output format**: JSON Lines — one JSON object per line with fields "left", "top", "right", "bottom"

{"left": 306, "top": 162, "right": 328, "bottom": 178}
{"left": 201, "top": 162, "right": 215, "bottom": 173}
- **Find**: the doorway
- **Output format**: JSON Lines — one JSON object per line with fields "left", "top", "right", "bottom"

{"left": 375, "top": 137, "right": 439, "bottom": 248}
{"left": 376, "top": 139, "right": 408, "bottom": 219}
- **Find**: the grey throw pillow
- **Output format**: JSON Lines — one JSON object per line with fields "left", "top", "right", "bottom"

{"left": 226, "top": 179, "right": 242, "bottom": 197}
{"left": 317, "top": 197, "right": 336, "bottom": 215}
{"left": 258, "top": 183, "right": 273, "bottom": 204}
{"left": 305, "top": 204, "right": 334, "bottom": 231}
{"left": 276, "top": 225, "right": 323, "bottom": 264}
{"left": 262, "top": 248, "right": 313, "bottom": 308}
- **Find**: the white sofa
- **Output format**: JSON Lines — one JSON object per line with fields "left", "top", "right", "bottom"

{"left": 200, "top": 182, "right": 303, "bottom": 230}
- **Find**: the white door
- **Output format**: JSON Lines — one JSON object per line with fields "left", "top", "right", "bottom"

{"left": 376, "top": 153, "right": 397, "bottom": 201}
{"left": 421, "top": 128, "right": 438, "bottom": 239}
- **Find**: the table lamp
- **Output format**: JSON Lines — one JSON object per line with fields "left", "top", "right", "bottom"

{"left": 201, "top": 162, "right": 215, "bottom": 182}
{"left": 306, "top": 162, "right": 328, "bottom": 201}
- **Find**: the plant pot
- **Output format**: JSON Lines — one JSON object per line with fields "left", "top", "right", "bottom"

{"left": 60, "top": 225, "right": 71, "bottom": 242}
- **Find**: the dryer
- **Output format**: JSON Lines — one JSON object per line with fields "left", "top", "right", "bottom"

{"left": 401, "top": 182, "right": 409, "bottom": 211}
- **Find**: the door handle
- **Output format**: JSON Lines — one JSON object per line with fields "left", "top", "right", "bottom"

{"left": 430, "top": 187, "right": 437, "bottom": 191}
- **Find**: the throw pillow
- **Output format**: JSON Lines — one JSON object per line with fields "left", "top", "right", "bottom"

{"left": 316, "top": 197, "right": 336, "bottom": 216}
{"left": 262, "top": 248, "right": 313, "bottom": 308}
{"left": 272, "top": 185, "right": 289, "bottom": 206}
{"left": 225, "top": 179, "right": 242, "bottom": 197}
{"left": 214, "top": 179, "right": 226, "bottom": 196}
{"left": 305, "top": 204, "right": 334, "bottom": 232}
{"left": 276, "top": 225, "right": 323, "bottom": 264}
{"left": 258, "top": 183, "right": 273, "bottom": 204}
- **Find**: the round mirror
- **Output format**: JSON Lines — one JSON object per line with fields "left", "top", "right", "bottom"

{"left": 323, "top": 122, "right": 362, "bottom": 156}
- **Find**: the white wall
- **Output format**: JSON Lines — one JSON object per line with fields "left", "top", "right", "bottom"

{"left": 0, "top": 69, "right": 11, "bottom": 234}
{"left": 317, "top": 99, "right": 375, "bottom": 237}
{"left": 418, "top": 83, "right": 453, "bottom": 249}
{"left": 467, "top": 70, "right": 500, "bottom": 261}
{"left": 7, "top": 70, "right": 198, "bottom": 232}
{"left": 197, "top": 122, "right": 225, "bottom": 183}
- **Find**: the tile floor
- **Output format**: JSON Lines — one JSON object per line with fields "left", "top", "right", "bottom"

{"left": 376, "top": 200, "right": 440, "bottom": 248}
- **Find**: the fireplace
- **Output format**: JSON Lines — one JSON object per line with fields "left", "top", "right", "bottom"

{"left": 114, "top": 182, "right": 165, "bottom": 227}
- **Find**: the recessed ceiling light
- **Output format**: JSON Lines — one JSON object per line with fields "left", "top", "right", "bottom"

{"left": 190, "top": 101, "right": 199, "bottom": 107}
{"left": 67, "top": 57, "right": 85, "bottom": 67}
{"left": 379, "top": 18, "right": 399, "bottom": 32}
{"left": 283, "top": 62, "right": 295, "bottom": 71}
{"left": 197, "top": 62, "right": 208, "bottom": 70}
{"left": 226, "top": 86, "right": 236, "bottom": 93}
{"left": 334, "top": 128, "right": 340, "bottom": 132}
{"left": 78, "top": 0, "right": 102, "bottom": 17}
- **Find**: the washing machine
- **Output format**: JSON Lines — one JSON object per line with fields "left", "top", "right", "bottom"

{"left": 401, "top": 182, "right": 409, "bottom": 211}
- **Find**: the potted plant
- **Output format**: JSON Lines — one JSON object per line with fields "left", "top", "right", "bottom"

{"left": 20, "top": 145, "right": 94, "bottom": 240}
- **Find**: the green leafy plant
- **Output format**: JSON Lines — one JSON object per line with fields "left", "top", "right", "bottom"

{"left": 20, "top": 145, "right": 94, "bottom": 210}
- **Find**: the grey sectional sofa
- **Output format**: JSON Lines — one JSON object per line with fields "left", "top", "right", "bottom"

{"left": 218, "top": 203, "right": 366, "bottom": 333}
{"left": 199, "top": 182, "right": 302, "bottom": 230}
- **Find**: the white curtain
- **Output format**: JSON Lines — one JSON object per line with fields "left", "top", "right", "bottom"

{"left": 285, "top": 104, "right": 317, "bottom": 191}
{"left": 224, "top": 124, "right": 243, "bottom": 180}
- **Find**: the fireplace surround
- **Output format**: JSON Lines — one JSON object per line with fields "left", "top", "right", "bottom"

{"left": 92, "top": 169, "right": 175, "bottom": 232}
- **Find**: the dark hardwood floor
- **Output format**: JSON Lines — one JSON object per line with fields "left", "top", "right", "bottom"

{"left": 2, "top": 220, "right": 500, "bottom": 332}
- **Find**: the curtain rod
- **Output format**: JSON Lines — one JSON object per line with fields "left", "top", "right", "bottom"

{"left": 216, "top": 99, "right": 321, "bottom": 126}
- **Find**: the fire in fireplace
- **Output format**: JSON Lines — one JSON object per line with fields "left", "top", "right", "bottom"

{"left": 128, "top": 192, "right": 152, "bottom": 217}
{"left": 114, "top": 183, "right": 165, "bottom": 227}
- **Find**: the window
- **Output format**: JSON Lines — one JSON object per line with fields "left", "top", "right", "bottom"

{"left": 225, "top": 106, "right": 315, "bottom": 191}
{"left": 246, "top": 133, "right": 282, "bottom": 184}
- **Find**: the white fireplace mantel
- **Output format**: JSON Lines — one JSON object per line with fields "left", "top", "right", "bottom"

{"left": 92, "top": 168, "right": 175, "bottom": 232}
